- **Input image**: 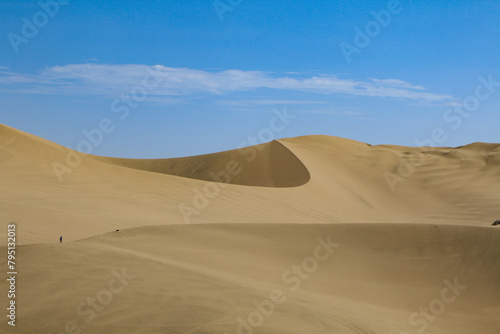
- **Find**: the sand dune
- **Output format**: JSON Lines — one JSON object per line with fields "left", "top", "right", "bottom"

{"left": 89, "top": 139, "right": 311, "bottom": 187}
{"left": 1, "top": 124, "right": 499, "bottom": 245}
{"left": 0, "top": 123, "right": 499, "bottom": 333}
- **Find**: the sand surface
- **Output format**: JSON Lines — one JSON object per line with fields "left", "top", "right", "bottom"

{"left": 0, "top": 123, "right": 499, "bottom": 333}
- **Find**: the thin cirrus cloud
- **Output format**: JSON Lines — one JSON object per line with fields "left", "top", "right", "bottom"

{"left": 0, "top": 64, "right": 454, "bottom": 103}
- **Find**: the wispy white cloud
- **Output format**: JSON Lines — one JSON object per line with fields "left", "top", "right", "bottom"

{"left": 216, "top": 99, "right": 330, "bottom": 106}
{"left": 0, "top": 64, "right": 454, "bottom": 103}
{"left": 369, "top": 78, "right": 426, "bottom": 91}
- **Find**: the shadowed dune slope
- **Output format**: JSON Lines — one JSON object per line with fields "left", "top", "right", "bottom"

{"left": 89, "top": 140, "right": 311, "bottom": 187}
{"left": 1, "top": 223, "right": 498, "bottom": 334}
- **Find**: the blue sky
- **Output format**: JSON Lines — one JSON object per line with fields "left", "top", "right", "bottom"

{"left": 1, "top": 0, "right": 499, "bottom": 158}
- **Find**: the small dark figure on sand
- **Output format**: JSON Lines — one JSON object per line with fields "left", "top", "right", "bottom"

{"left": 60, "top": 236, "right": 62, "bottom": 243}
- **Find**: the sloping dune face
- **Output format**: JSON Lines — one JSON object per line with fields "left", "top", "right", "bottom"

{"left": 1, "top": 224, "right": 498, "bottom": 334}
{"left": 280, "top": 135, "right": 500, "bottom": 225}
{"left": 89, "top": 140, "right": 311, "bottom": 187}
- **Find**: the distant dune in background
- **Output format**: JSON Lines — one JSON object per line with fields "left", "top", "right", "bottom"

{"left": 0, "top": 123, "right": 499, "bottom": 334}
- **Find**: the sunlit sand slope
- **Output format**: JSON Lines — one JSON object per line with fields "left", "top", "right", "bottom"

{"left": 0, "top": 223, "right": 498, "bottom": 334}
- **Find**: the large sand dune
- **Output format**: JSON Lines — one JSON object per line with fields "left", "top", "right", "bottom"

{"left": 89, "top": 140, "right": 311, "bottom": 187}
{"left": 0, "top": 123, "right": 499, "bottom": 333}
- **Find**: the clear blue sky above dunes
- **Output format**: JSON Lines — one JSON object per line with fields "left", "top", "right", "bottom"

{"left": 1, "top": 0, "right": 499, "bottom": 158}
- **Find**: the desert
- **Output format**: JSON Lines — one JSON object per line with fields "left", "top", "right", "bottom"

{"left": 1, "top": 1, "right": 499, "bottom": 333}
{"left": 1, "top": 123, "right": 499, "bottom": 333}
